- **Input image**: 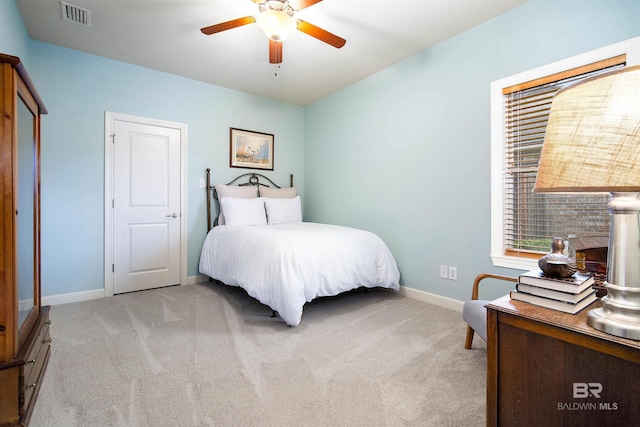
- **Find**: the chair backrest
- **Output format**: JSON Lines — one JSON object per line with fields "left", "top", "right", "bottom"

{"left": 470, "top": 273, "right": 517, "bottom": 300}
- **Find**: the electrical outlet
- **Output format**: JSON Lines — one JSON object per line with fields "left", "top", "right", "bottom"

{"left": 440, "top": 265, "right": 448, "bottom": 279}
{"left": 448, "top": 266, "right": 458, "bottom": 281}
{"left": 199, "top": 178, "right": 205, "bottom": 189}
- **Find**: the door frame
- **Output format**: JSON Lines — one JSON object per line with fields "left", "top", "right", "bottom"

{"left": 104, "top": 111, "right": 188, "bottom": 297}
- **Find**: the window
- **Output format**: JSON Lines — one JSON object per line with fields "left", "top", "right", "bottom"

{"left": 490, "top": 37, "right": 640, "bottom": 270}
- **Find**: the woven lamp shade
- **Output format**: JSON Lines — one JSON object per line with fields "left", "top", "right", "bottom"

{"left": 534, "top": 65, "right": 640, "bottom": 193}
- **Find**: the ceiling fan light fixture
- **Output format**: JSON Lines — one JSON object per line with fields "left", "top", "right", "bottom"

{"left": 257, "top": 10, "right": 296, "bottom": 41}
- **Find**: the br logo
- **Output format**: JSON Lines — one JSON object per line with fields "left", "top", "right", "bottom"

{"left": 573, "top": 383, "right": 602, "bottom": 398}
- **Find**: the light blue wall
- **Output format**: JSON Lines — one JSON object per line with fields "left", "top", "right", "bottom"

{"left": 1, "top": 0, "right": 303, "bottom": 297}
{"left": 0, "top": 0, "right": 30, "bottom": 62}
{"left": 28, "top": 42, "right": 303, "bottom": 297}
{"left": 5, "top": 0, "right": 640, "bottom": 303}
{"left": 303, "top": 0, "right": 640, "bottom": 302}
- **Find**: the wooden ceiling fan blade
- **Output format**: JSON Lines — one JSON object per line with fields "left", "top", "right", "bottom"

{"left": 296, "top": 20, "right": 346, "bottom": 48}
{"left": 200, "top": 16, "right": 256, "bottom": 35}
{"left": 269, "top": 40, "right": 283, "bottom": 64}
{"left": 293, "top": 0, "right": 324, "bottom": 10}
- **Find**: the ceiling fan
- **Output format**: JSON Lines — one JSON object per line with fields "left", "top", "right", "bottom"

{"left": 200, "top": 0, "right": 346, "bottom": 64}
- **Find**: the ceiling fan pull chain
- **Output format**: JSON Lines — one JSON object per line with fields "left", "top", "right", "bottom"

{"left": 274, "top": 64, "right": 281, "bottom": 77}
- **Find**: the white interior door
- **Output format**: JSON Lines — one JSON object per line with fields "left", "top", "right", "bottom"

{"left": 112, "top": 120, "right": 181, "bottom": 294}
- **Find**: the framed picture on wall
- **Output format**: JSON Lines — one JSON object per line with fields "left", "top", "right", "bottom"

{"left": 229, "top": 128, "right": 274, "bottom": 170}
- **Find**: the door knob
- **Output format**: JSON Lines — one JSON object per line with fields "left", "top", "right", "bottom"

{"left": 165, "top": 213, "right": 178, "bottom": 218}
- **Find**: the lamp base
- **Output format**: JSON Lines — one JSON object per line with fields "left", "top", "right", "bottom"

{"left": 587, "top": 281, "right": 640, "bottom": 340}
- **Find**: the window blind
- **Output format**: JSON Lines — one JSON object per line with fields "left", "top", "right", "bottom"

{"left": 502, "top": 57, "right": 626, "bottom": 256}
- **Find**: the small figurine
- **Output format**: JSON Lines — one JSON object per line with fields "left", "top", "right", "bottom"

{"left": 538, "top": 237, "right": 578, "bottom": 278}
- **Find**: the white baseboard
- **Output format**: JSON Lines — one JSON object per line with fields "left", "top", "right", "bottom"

{"left": 399, "top": 286, "right": 464, "bottom": 313}
{"left": 40, "top": 279, "right": 464, "bottom": 314}
{"left": 42, "top": 288, "right": 105, "bottom": 306}
{"left": 42, "top": 276, "right": 209, "bottom": 306}
{"left": 188, "top": 274, "right": 210, "bottom": 285}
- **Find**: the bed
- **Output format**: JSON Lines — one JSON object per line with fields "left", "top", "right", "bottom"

{"left": 198, "top": 169, "right": 400, "bottom": 326}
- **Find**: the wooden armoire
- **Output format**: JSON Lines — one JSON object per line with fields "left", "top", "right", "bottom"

{"left": 0, "top": 53, "right": 50, "bottom": 426}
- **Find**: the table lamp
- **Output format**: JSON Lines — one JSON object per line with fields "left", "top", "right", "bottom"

{"left": 533, "top": 65, "right": 640, "bottom": 340}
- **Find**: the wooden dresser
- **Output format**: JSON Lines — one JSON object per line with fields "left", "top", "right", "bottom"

{"left": 0, "top": 53, "right": 50, "bottom": 426}
{"left": 0, "top": 308, "right": 51, "bottom": 427}
{"left": 486, "top": 295, "right": 640, "bottom": 427}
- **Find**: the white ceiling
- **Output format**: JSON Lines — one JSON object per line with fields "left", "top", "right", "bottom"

{"left": 16, "top": 0, "right": 528, "bottom": 106}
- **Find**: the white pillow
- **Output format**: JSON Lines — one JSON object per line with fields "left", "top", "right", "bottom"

{"left": 264, "top": 196, "right": 302, "bottom": 225}
{"left": 219, "top": 197, "right": 266, "bottom": 226}
{"left": 215, "top": 184, "right": 258, "bottom": 225}
{"left": 259, "top": 186, "right": 297, "bottom": 198}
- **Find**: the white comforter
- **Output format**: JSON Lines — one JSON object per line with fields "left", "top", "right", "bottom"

{"left": 199, "top": 222, "right": 400, "bottom": 326}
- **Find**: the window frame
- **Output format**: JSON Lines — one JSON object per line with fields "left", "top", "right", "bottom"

{"left": 490, "top": 37, "right": 640, "bottom": 271}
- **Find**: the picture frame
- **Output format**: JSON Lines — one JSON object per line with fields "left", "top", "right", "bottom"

{"left": 229, "top": 127, "right": 274, "bottom": 170}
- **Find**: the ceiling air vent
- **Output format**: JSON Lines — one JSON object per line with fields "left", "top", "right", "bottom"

{"left": 61, "top": 1, "right": 92, "bottom": 27}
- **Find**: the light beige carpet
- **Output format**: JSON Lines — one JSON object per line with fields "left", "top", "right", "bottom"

{"left": 30, "top": 283, "right": 486, "bottom": 426}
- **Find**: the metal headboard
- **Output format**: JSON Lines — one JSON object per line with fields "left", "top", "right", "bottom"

{"left": 205, "top": 168, "right": 294, "bottom": 230}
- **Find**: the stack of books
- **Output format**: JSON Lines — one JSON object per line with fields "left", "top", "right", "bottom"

{"left": 510, "top": 269, "right": 597, "bottom": 314}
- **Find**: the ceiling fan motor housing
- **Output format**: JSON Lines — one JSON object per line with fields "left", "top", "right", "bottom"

{"left": 259, "top": 1, "right": 296, "bottom": 16}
